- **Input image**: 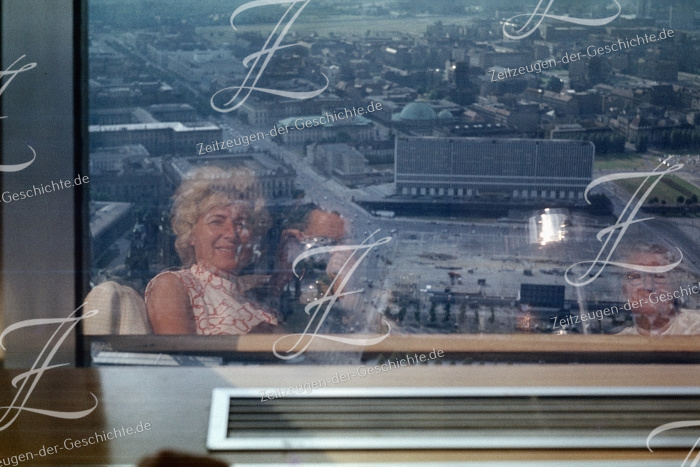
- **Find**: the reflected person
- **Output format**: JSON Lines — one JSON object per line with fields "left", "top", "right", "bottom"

{"left": 145, "top": 166, "right": 351, "bottom": 335}
{"left": 145, "top": 166, "right": 279, "bottom": 334}
{"left": 618, "top": 244, "right": 700, "bottom": 335}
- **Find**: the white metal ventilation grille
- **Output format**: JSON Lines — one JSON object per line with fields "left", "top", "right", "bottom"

{"left": 230, "top": 464, "right": 689, "bottom": 467}
{"left": 207, "top": 387, "right": 700, "bottom": 451}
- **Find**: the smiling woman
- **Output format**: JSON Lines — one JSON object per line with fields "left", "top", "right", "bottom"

{"left": 144, "top": 166, "right": 279, "bottom": 335}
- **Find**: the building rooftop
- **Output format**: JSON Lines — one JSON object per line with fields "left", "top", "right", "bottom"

{"left": 90, "top": 201, "right": 133, "bottom": 238}
{"left": 277, "top": 114, "right": 371, "bottom": 127}
{"left": 89, "top": 121, "right": 219, "bottom": 132}
{"left": 169, "top": 154, "right": 295, "bottom": 182}
{"left": 398, "top": 101, "right": 437, "bottom": 121}
{"left": 91, "top": 144, "right": 150, "bottom": 159}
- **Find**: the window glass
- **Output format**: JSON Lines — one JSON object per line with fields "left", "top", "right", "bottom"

{"left": 86, "top": 0, "right": 700, "bottom": 365}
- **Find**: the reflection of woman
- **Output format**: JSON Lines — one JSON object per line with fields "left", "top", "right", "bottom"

{"left": 145, "top": 166, "right": 279, "bottom": 335}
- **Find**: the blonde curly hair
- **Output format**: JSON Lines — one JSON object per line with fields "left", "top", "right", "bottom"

{"left": 171, "top": 166, "right": 270, "bottom": 267}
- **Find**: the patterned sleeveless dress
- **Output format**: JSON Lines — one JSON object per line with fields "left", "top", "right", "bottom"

{"left": 145, "top": 264, "right": 277, "bottom": 335}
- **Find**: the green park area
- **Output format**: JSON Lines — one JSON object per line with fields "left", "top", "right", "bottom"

{"left": 593, "top": 155, "right": 647, "bottom": 171}
{"left": 615, "top": 174, "right": 700, "bottom": 205}
{"left": 196, "top": 15, "right": 467, "bottom": 43}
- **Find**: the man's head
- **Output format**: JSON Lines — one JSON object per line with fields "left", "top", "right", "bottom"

{"left": 621, "top": 244, "right": 679, "bottom": 332}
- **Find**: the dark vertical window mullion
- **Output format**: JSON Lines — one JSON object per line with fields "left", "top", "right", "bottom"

{"left": 75, "top": 0, "right": 89, "bottom": 366}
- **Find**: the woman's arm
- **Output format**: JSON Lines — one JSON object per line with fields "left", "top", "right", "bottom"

{"left": 145, "top": 273, "right": 197, "bottom": 334}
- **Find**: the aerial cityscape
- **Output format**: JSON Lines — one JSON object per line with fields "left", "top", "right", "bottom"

{"left": 87, "top": 0, "right": 700, "bottom": 339}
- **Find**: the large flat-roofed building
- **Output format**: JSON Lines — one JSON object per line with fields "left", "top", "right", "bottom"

{"left": 276, "top": 114, "right": 376, "bottom": 146}
{"left": 167, "top": 153, "right": 297, "bottom": 201}
{"left": 89, "top": 121, "right": 221, "bottom": 157}
{"left": 395, "top": 137, "right": 594, "bottom": 201}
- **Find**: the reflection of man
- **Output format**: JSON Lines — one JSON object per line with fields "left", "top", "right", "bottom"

{"left": 271, "top": 209, "right": 350, "bottom": 294}
{"left": 618, "top": 245, "right": 700, "bottom": 335}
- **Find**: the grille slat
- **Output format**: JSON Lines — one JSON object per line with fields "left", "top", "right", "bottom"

{"left": 231, "top": 398, "right": 697, "bottom": 412}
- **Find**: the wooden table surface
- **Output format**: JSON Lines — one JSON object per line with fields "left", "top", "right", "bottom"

{"left": 1, "top": 365, "right": 699, "bottom": 465}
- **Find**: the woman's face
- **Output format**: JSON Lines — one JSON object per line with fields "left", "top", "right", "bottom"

{"left": 190, "top": 202, "right": 254, "bottom": 274}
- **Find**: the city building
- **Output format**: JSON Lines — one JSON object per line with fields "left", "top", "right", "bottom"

{"left": 238, "top": 93, "right": 343, "bottom": 126}
{"left": 395, "top": 137, "right": 594, "bottom": 201}
{"left": 548, "top": 123, "right": 614, "bottom": 140}
{"left": 89, "top": 104, "right": 198, "bottom": 126}
{"left": 89, "top": 121, "right": 221, "bottom": 157}
{"left": 166, "top": 152, "right": 297, "bottom": 201}
{"left": 147, "top": 103, "right": 198, "bottom": 122}
{"left": 90, "top": 144, "right": 150, "bottom": 173}
{"left": 391, "top": 101, "right": 437, "bottom": 136}
{"left": 468, "top": 47, "right": 534, "bottom": 70}
{"left": 90, "top": 201, "right": 134, "bottom": 262}
{"left": 307, "top": 142, "right": 378, "bottom": 186}
{"left": 276, "top": 114, "right": 376, "bottom": 145}
{"left": 669, "top": 0, "right": 695, "bottom": 30}
{"left": 470, "top": 99, "right": 540, "bottom": 135}
{"left": 309, "top": 143, "right": 366, "bottom": 177}
{"left": 90, "top": 150, "right": 166, "bottom": 204}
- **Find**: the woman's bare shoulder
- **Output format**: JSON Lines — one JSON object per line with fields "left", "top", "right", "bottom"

{"left": 145, "top": 270, "right": 196, "bottom": 334}
{"left": 147, "top": 270, "right": 188, "bottom": 292}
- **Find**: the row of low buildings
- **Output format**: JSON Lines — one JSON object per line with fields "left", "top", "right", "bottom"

{"left": 88, "top": 101, "right": 596, "bottom": 208}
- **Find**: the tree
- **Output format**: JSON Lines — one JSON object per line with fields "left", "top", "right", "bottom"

{"left": 593, "top": 134, "right": 609, "bottom": 154}
{"left": 588, "top": 193, "right": 613, "bottom": 215}
{"left": 635, "top": 135, "right": 649, "bottom": 153}
{"left": 612, "top": 134, "right": 626, "bottom": 153}
{"left": 546, "top": 77, "right": 563, "bottom": 93}
{"left": 459, "top": 302, "right": 467, "bottom": 324}
{"left": 426, "top": 86, "right": 447, "bottom": 100}
{"left": 588, "top": 56, "right": 607, "bottom": 85}
{"left": 398, "top": 307, "right": 407, "bottom": 322}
